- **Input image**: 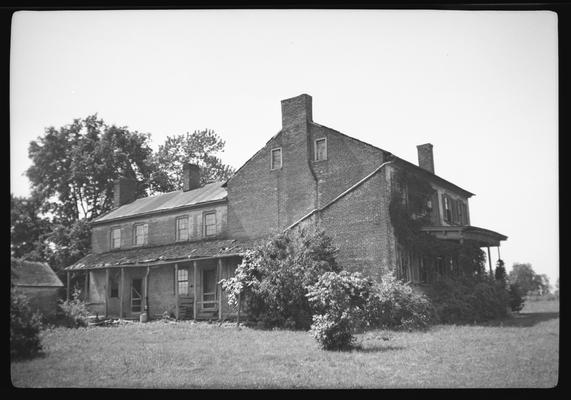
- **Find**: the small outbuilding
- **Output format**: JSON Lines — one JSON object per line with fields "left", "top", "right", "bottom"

{"left": 11, "top": 258, "right": 64, "bottom": 318}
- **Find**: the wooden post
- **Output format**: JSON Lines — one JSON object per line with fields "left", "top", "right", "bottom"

{"left": 84, "top": 272, "right": 89, "bottom": 301}
{"left": 497, "top": 245, "right": 501, "bottom": 260}
{"left": 193, "top": 261, "right": 198, "bottom": 321}
{"left": 237, "top": 292, "right": 241, "bottom": 327}
{"left": 66, "top": 271, "right": 71, "bottom": 301}
{"left": 487, "top": 246, "right": 493, "bottom": 276}
{"left": 218, "top": 258, "right": 223, "bottom": 321}
{"left": 105, "top": 268, "right": 110, "bottom": 318}
{"left": 174, "top": 263, "right": 179, "bottom": 320}
{"left": 144, "top": 266, "right": 150, "bottom": 316}
{"left": 120, "top": 267, "right": 124, "bottom": 319}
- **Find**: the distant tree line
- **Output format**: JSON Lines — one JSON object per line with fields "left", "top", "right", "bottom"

{"left": 11, "top": 115, "right": 235, "bottom": 274}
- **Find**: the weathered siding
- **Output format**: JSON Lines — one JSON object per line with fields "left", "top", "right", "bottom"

{"left": 91, "top": 203, "right": 227, "bottom": 254}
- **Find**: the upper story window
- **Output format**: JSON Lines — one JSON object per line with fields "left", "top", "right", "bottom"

{"left": 443, "top": 195, "right": 452, "bottom": 223}
{"left": 314, "top": 138, "right": 327, "bottom": 161}
{"left": 442, "top": 194, "right": 468, "bottom": 225}
{"left": 203, "top": 211, "right": 217, "bottom": 237}
{"left": 270, "top": 148, "right": 282, "bottom": 170}
{"left": 176, "top": 216, "right": 189, "bottom": 241}
{"left": 133, "top": 223, "right": 148, "bottom": 246}
{"left": 111, "top": 227, "right": 121, "bottom": 249}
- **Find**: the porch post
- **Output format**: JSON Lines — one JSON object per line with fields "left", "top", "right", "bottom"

{"left": 66, "top": 271, "right": 70, "bottom": 301}
{"left": 144, "top": 266, "right": 150, "bottom": 316}
{"left": 497, "top": 245, "right": 501, "bottom": 260}
{"left": 83, "top": 270, "right": 89, "bottom": 303}
{"left": 218, "top": 258, "right": 223, "bottom": 321}
{"left": 105, "top": 268, "right": 110, "bottom": 318}
{"left": 174, "top": 263, "right": 179, "bottom": 320}
{"left": 193, "top": 261, "right": 198, "bottom": 321}
{"left": 120, "top": 267, "right": 124, "bottom": 319}
{"left": 487, "top": 246, "right": 493, "bottom": 276}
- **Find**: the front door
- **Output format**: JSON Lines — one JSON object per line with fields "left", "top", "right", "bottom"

{"left": 202, "top": 268, "right": 217, "bottom": 310}
{"left": 131, "top": 278, "right": 143, "bottom": 313}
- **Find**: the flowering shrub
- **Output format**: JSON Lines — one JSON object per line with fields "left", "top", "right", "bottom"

{"left": 307, "top": 271, "right": 373, "bottom": 350}
{"left": 365, "top": 272, "right": 433, "bottom": 330}
{"left": 58, "top": 288, "right": 89, "bottom": 328}
{"left": 221, "top": 227, "right": 341, "bottom": 329}
{"left": 11, "top": 287, "right": 43, "bottom": 359}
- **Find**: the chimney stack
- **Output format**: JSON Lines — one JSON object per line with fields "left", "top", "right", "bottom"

{"left": 114, "top": 177, "right": 138, "bottom": 208}
{"left": 416, "top": 143, "right": 435, "bottom": 174}
{"left": 281, "top": 93, "right": 313, "bottom": 130}
{"left": 182, "top": 163, "right": 201, "bottom": 192}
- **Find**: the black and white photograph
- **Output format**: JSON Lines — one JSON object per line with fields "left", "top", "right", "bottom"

{"left": 10, "top": 7, "right": 559, "bottom": 389}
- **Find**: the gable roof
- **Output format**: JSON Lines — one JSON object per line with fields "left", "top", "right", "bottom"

{"left": 11, "top": 259, "right": 64, "bottom": 287}
{"left": 93, "top": 181, "right": 227, "bottom": 225}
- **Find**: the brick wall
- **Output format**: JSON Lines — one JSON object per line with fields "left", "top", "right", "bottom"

{"left": 91, "top": 203, "right": 227, "bottom": 253}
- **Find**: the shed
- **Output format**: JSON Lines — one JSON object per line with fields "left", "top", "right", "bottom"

{"left": 11, "top": 258, "right": 64, "bottom": 317}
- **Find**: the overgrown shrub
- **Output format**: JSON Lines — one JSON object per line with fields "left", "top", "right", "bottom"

{"left": 307, "top": 271, "right": 373, "bottom": 350}
{"left": 58, "top": 288, "right": 89, "bottom": 328}
{"left": 425, "top": 276, "right": 510, "bottom": 323}
{"left": 508, "top": 283, "right": 525, "bottom": 312}
{"left": 221, "top": 227, "right": 341, "bottom": 330}
{"left": 10, "top": 287, "right": 43, "bottom": 359}
{"left": 365, "top": 272, "right": 433, "bottom": 330}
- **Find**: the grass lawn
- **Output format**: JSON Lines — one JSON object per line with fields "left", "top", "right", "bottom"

{"left": 11, "top": 300, "right": 559, "bottom": 389}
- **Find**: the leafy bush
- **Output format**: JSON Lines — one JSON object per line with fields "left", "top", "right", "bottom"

{"left": 11, "top": 287, "right": 43, "bottom": 359}
{"left": 221, "top": 227, "right": 341, "bottom": 330}
{"left": 508, "top": 283, "right": 525, "bottom": 312}
{"left": 365, "top": 272, "right": 433, "bottom": 330}
{"left": 307, "top": 271, "right": 373, "bottom": 350}
{"left": 425, "top": 276, "right": 510, "bottom": 323}
{"left": 58, "top": 288, "right": 89, "bottom": 328}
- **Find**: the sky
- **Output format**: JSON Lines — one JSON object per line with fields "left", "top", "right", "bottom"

{"left": 10, "top": 10, "right": 558, "bottom": 286}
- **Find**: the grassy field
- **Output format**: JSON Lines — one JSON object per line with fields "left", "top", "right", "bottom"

{"left": 11, "top": 300, "right": 559, "bottom": 389}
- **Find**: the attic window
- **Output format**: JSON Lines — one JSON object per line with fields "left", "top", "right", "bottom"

{"left": 315, "top": 138, "right": 327, "bottom": 161}
{"left": 270, "top": 148, "right": 282, "bottom": 170}
{"left": 134, "top": 223, "right": 148, "bottom": 246}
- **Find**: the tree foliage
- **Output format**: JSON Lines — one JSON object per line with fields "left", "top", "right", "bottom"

{"left": 154, "top": 130, "right": 235, "bottom": 192}
{"left": 508, "top": 263, "right": 550, "bottom": 296}
{"left": 10, "top": 194, "right": 52, "bottom": 260}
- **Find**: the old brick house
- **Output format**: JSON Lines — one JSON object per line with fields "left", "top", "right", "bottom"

{"left": 65, "top": 93, "right": 506, "bottom": 320}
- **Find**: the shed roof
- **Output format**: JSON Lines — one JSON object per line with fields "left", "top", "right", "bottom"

{"left": 65, "top": 238, "right": 259, "bottom": 271}
{"left": 11, "top": 259, "right": 64, "bottom": 287}
{"left": 93, "top": 181, "right": 227, "bottom": 224}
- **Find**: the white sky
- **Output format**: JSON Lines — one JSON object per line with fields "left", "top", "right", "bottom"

{"left": 10, "top": 10, "right": 558, "bottom": 285}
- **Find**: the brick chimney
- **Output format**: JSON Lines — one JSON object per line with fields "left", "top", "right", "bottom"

{"left": 417, "top": 143, "right": 435, "bottom": 174}
{"left": 182, "top": 163, "right": 200, "bottom": 192}
{"left": 113, "top": 177, "right": 138, "bottom": 208}
{"left": 281, "top": 93, "right": 313, "bottom": 130}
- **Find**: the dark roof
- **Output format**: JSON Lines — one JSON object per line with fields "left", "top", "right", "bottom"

{"left": 93, "top": 182, "right": 227, "bottom": 224}
{"left": 11, "top": 259, "right": 64, "bottom": 287}
{"left": 65, "top": 238, "right": 260, "bottom": 271}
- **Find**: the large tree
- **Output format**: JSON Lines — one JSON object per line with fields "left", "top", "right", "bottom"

{"left": 154, "top": 129, "right": 235, "bottom": 192}
{"left": 10, "top": 194, "right": 52, "bottom": 260}
{"left": 508, "top": 263, "right": 550, "bottom": 296}
{"left": 27, "top": 114, "right": 159, "bottom": 223}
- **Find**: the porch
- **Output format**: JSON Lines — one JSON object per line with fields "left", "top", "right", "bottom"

{"left": 396, "top": 225, "right": 508, "bottom": 284}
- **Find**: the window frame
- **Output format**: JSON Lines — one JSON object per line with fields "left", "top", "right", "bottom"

{"left": 314, "top": 137, "right": 328, "bottom": 161}
{"left": 203, "top": 211, "right": 217, "bottom": 237}
{"left": 177, "top": 268, "right": 189, "bottom": 296}
{"left": 175, "top": 215, "right": 190, "bottom": 242}
{"left": 110, "top": 226, "right": 121, "bottom": 249}
{"left": 133, "top": 223, "right": 148, "bottom": 246}
{"left": 270, "top": 147, "right": 282, "bottom": 170}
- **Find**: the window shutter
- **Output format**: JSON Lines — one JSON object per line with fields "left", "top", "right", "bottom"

{"left": 441, "top": 193, "right": 447, "bottom": 222}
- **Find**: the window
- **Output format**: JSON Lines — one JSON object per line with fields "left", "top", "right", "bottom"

{"left": 270, "top": 148, "right": 282, "bottom": 170}
{"left": 111, "top": 227, "right": 121, "bottom": 249}
{"left": 314, "top": 138, "right": 327, "bottom": 161}
{"left": 204, "top": 212, "right": 217, "bottom": 237}
{"left": 443, "top": 195, "right": 451, "bottom": 222}
{"left": 134, "top": 223, "right": 148, "bottom": 246}
{"left": 202, "top": 268, "right": 217, "bottom": 309}
{"left": 176, "top": 216, "right": 189, "bottom": 241}
{"left": 177, "top": 268, "right": 189, "bottom": 296}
